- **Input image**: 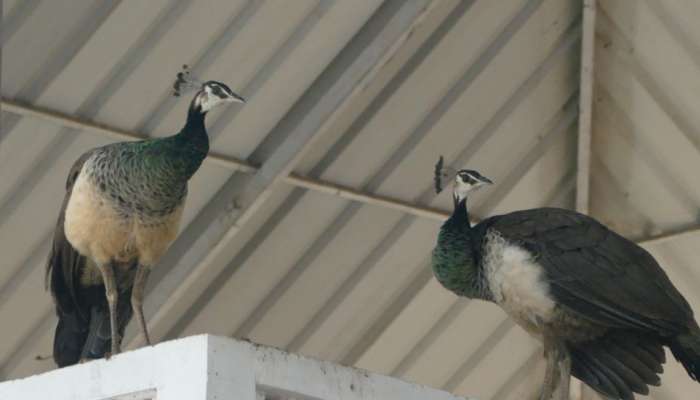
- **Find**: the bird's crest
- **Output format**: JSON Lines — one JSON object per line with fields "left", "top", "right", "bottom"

{"left": 434, "top": 156, "right": 445, "bottom": 194}
{"left": 173, "top": 65, "right": 203, "bottom": 97}
{"left": 434, "top": 156, "right": 457, "bottom": 194}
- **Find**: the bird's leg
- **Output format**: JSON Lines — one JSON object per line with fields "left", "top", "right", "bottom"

{"left": 131, "top": 265, "right": 152, "bottom": 346}
{"left": 553, "top": 344, "right": 571, "bottom": 400}
{"left": 98, "top": 261, "right": 121, "bottom": 357}
{"left": 541, "top": 339, "right": 557, "bottom": 400}
{"left": 540, "top": 334, "right": 571, "bottom": 400}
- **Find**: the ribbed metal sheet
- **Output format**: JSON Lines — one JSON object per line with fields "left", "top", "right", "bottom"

{"left": 1, "top": 0, "right": 697, "bottom": 399}
{"left": 591, "top": 1, "right": 700, "bottom": 398}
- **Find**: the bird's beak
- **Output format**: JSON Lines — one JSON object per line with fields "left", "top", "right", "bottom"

{"left": 479, "top": 176, "right": 494, "bottom": 185}
{"left": 228, "top": 92, "right": 246, "bottom": 104}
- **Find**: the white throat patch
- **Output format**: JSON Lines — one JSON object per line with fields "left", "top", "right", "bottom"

{"left": 195, "top": 86, "right": 226, "bottom": 112}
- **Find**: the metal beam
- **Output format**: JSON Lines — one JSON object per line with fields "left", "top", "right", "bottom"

{"left": 574, "top": 3, "right": 596, "bottom": 396}
{"left": 0, "top": 97, "right": 449, "bottom": 221}
{"left": 131, "top": 0, "right": 438, "bottom": 348}
{"left": 575, "top": 0, "right": 596, "bottom": 214}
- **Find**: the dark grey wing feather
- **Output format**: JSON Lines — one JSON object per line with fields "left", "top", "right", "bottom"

{"left": 485, "top": 207, "right": 694, "bottom": 335}
{"left": 46, "top": 150, "right": 93, "bottom": 317}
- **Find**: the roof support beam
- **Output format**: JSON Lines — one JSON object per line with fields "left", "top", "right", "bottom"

{"left": 0, "top": 97, "right": 449, "bottom": 221}
{"left": 128, "top": 0, "right": 437, "bottom": 348}
{"left": 574, "top": 1, "right": 597, "bottom": 395}
{"left": 575, "top": 0, "right": 596, "bottom": 215}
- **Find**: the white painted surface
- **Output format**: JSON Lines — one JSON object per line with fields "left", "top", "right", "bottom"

{"left": 0, "top": 335, "right": 477, "bottom": 400}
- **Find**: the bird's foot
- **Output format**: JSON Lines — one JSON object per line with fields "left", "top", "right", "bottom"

{"left": 110, "top": 335, "right": 122, "bottom": 357}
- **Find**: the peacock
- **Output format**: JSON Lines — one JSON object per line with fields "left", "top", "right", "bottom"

{"left": 432, "top": 157, "right": 700, "bottom": 400}
{"left": 46, "top": 67, "right": 245, "bottom": 367}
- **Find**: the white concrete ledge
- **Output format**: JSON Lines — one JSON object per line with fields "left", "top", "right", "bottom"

{"left": 0, "top": 335, "right": 477, "bottom": 400}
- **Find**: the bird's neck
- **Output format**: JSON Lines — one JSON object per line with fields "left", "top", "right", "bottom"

{"left": 432, "top": 197, "right": 486, "bottom": 299}
{"left": 168, "top": 101, "right": 210, "bottom": 179}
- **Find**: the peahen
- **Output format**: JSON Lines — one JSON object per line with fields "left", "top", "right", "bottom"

{"left": 432, "top": 157, "right": 700, "bottom": 400}
{"left": 46, "top": 67, "right": 244, "bottom": 367}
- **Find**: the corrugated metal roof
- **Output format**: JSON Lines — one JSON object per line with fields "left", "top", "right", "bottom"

{"left": 591, "top": 1, "right": 700, "bottom": 398}
{"left": 1, "top": 1, "right": 698, "bottom": 399}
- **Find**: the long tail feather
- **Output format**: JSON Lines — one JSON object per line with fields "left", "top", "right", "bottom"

{"left": 569, "top": 331, "right": 666, "bottom": 400}
{"left": 669, "top": 324, "right": 700, "bottom": 381}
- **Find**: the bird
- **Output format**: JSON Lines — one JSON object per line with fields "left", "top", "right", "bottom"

{"left": 46, "top": 66, "right": 245, "bottom": 367}
{"left": 431, "top": 156, "right": 699, "bottom": 400}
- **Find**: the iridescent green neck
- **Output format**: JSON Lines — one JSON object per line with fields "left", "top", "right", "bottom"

{"left": 432, "top": 197, "right": 483, "bottom": 299}
{"left": 147, "top": 100, "right": 209, "bottom": 180}
{"left": 176, "top": 100, "right": 209, "bottom": 177}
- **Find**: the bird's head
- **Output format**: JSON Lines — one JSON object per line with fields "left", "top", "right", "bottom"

{"left": 434, "top": 156, "right": 493, "bottom": 203}
{"left": 453, "top": 169, "right": 493, "bottom": 202}
{"left": 193, "top": 81, "right": 246, "bottom": 113}
{"left": 174, "top": 65, "right": 245, "bottom": 114}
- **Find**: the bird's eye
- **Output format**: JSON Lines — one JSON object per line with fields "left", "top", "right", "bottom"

{"left": 459, "top": 173, "right": 476, "bottom": 184}
{"left": 211, "top": 85, "right": 226, "bottom": 98}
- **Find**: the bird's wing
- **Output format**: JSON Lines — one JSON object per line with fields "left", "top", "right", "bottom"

{"left": 485, "top": 207, "right": 693, "bottom": 334}
{"left": 46, "top": 151, "right": 93, "bottom": 318}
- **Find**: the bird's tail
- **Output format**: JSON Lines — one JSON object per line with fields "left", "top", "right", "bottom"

{"left": 669, "top": 323, "right": 700, "bottom": 382}
{"left": 54, "top": 298, "right": 132, "bottom": 366}
{"left": 568, "top": 332, "right": 665, "bottom": 400}
{"left": 81, "top": 307, "right": 114, "bottom": 360}
{"left": 53, "top": 310, "right": 89, "bottom": 367}
{"left": 50, "top": 253, "right": 90, "bottom": 367}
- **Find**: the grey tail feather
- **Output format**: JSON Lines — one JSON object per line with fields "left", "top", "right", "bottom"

{"left": 569, "top": 332, "right": 665, "bottom": 400}
{"left": 669, "top": 324, "right": 700, "bottom": 382}
{"left": 80, "top": 307, "right": 113, "bottom": 360}
{"left": 53, "top": 311, "right": 89, "bottom": 367}
{"left": 80, "top": 291, "right": 134, "bottom": 361}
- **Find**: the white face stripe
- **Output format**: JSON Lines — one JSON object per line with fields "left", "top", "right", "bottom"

{"left": 453, "top": 172, "right": 490, "bottom": 202}
{"left": 196, "top": 84, "right": 234, "bottom": 112}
